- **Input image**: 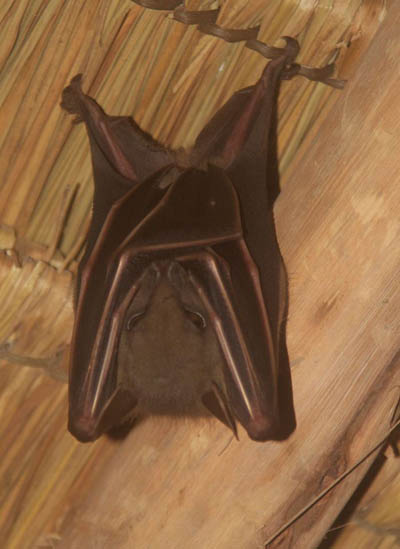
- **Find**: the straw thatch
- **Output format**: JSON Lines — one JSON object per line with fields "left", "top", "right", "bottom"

{"left": 1, "top": 1, "right": 399, "bottom": 548}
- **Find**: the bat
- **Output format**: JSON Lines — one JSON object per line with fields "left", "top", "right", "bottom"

{"left": 61, "top": 39, "right": 301, "bottom": 443}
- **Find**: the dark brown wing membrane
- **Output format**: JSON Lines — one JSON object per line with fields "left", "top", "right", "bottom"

{"left": 190, "top": 52, "right": 296, "bottom": 438}
{"left": 61, "top": 75, "right": 174, "bottom": 261}
{"left": 68, "top": 167, "right": 242, "bottom": 441}
{"left": 63, "top": 43, "right": 297, "bottom": 442}
{"left": 68, "top": 172, "right": 169, "bottom": 440}
{"left": 61, "top": 75, "right": 174, "bottom": 186}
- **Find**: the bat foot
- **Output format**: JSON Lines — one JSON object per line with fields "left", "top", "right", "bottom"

{"left": 60, "top": 74, "right": 85, "bottom": 123}
{"left": 280, "top": 36, "right": 300, "bottom": 62}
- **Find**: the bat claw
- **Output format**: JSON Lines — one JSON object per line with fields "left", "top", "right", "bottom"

{"left": 280, "top": 36, "right": 300, "bottom": 61}
{"left": 60, "top": 74, "right": 86, "bottom": 123}
{"left": 202, "top": 385, "right": 238, "bottom": 439}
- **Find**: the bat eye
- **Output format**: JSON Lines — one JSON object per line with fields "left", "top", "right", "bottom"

{"left": 184, "top": 309, "right": 206, "bottom": 330}
{"left": 126, "top": 311, "right": 145, "bottom": 331}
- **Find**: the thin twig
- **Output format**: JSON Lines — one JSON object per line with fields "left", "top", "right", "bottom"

{"left": 59, "top": 213, "right": 91, "bottom": 271}
{"left": 0, "top": 343, "right": 68, "bottom": 382}
{"left": 46, "top": 183, "right": 79, "bottom": 262}
{"left": 264, "top": 418, "right": 400, "bottom": 547}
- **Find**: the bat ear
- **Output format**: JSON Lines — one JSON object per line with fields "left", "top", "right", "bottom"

{"left": 202, "top": 383, "right": 238, "bottom": 439}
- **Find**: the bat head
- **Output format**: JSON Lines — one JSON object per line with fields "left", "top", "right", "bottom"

{"left": 118, "top": 261, "right": 228, "bottom": 415}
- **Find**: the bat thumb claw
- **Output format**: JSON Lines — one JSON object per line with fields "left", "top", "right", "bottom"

{"left": 202, "top": 385, "right": 238, "bottom": 439}
{"left": 60, "top": 74, "right": 86, "bottom": 122}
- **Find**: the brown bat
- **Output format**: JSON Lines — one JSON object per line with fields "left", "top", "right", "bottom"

{"left": 61, "top": 40, "right": 301, "bottom": 443}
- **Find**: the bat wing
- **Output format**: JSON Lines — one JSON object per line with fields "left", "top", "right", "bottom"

{"left": 190, "top": 49, "right": 297, "bottom": 438}
{"left": 61, "top": 76, "right": 178, "bottom": 440}
{"left": 61, "top": 75, "right": 174, "bottom": 261}
{"left": 64, "top": 45, "right": 297, "bottom": 442}
{"left": 68, "top": 165, "right": 243, "bottom": 441}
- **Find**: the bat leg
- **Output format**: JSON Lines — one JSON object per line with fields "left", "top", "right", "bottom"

{"left": 61, "top": 75, "right": 174, "bottom": 185}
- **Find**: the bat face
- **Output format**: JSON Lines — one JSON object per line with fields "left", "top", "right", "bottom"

{"left": 61, "top": 43, "right": 300, "bottom": 443}
{"left": 118, "top": 261, "right": 225, "bottom": 415}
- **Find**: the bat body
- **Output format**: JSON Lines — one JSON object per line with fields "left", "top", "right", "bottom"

{"left": 61, "top": 41, "right": 299, "bottom": 442}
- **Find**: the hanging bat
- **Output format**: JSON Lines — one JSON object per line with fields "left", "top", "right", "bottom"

{"left": 61, "top": 40, "right": 301, "bottom": 443}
